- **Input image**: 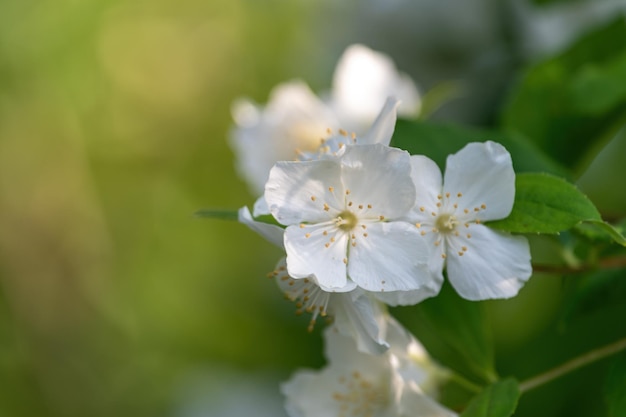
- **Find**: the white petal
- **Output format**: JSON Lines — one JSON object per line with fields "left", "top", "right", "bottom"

{"left": 348, "top": 222, "right": 433, "bottom": 292}
{"left": 237, "top": 206, "right": 284, "bottom": 248}
{"left": 407, "top": 155, "right": 443, "bottom": 221}
{"left": 284, "top": 224, "right": 350, "bottom": 291}
{"left": 373, "top": 285, "right": 441, "bottom": 306}
{"left": 281, "top": 369, "right": 342, "bottom": 417}
{"left": 332, "top": 44, "right": 420, "bottom": 125}
{"left": 265, "top": 159, "right": 343, "bottom": 225}
{"left": 360, "top": 96, "right": 400, "bottom": 146}
{"left": 252, "top": 195, "right": 270, "bottom": 217}
{"left": 399, "top": 388, "right": 459, "bottom": 417}
{"left": 229, "top": 80, "right": 339, "bottom": 195}
{"left": 340, "top": 144, "right": 416, "bottom": 219}
{"left": 443, "top": 141, "right": 515, "bottom": 221}
{"left": 332, "top": 292, "right": 389, "bottom": 355}
{"left": 446, "top": 224, "right": 532, "bottom": 300}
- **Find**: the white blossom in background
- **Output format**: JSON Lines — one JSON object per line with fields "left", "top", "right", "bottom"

{"left": 281, "top": 319, "right": 456, "bottom": 417}
{"left": 230, "top": 44, "right": 420, "bottom": 195}
{"left": 265, "top": 144, "right": 436, "bottom": 296}
{"left": 405, "top": 141, "right": 532, "bottom": 300}
{"left": 331, "top": 43, "right": 420, "bottom": 131}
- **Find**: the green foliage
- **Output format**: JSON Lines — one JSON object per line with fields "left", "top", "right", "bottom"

{"left": 606, "top": 353, "right": 626, "bottom": 417}
{"left": 502, "top": 18, "right": 626, "bottom": 171}
{"left": 392, "top": 120, "right": 569, "bottom": 177}
{"left": 489, "top": 173, "right": 601, "bottom": 233}
{"left": 460, "top": 378, "right": 520, "bottom": 417}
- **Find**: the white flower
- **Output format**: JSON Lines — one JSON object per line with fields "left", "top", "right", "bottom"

{"left": 265, "top": 144, "right": 435, "bottom": 295}
{"left": 406, "top": 141, "right": 532, "bottom": 300}
{"left": 281, "top": 319, "right": 456, "bottom": 417}
{"left": 231, "top": 81, "right": 339, "bottom": 194}
{"left": 230, "top": 44, "right": 419, "bottom": 195}
{"left": 272, "top": 258, "right": 391, "bottom": 355}
{"left": 331, "top": 43, "right": 420, "bottom": 131}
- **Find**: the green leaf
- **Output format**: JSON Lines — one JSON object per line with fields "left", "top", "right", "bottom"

{"left": 194, "top": 209, "right": 239, "bottom": 221}
{"left": 502, "top": 18, "right": 626, "bottom": 170}
{"left": 606, "top": 352, "right": 626, "bottom": 417}
{"left": 391, "top": 119, "right": 570, "bottom": 177}
{"left": 393, "top": 282, "right": 497, "bottom": 385}
{"left": 489, "top": 173, "right": 601, "bottom": 234}
{"left": 460, "top": 378, "right": 520, "bottom": 417}
{"left": 582, "top": 220, "right": 626, "bottom": 247}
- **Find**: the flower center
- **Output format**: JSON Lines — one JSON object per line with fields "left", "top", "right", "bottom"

{"left": 332, "top": 371, "right": 388, "bottom": 416}
{"left": 336, "top": 210, "right": 359, "bottom": 231}
{"left": 435, "top": 213, "right": 457, "bottom": 233}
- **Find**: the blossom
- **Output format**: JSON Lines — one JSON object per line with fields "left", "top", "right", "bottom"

{"left": 406, "top": 141, "right": 532, "bottom": 300}
{"left": 265, "top": 144, "right": 435, "bottom": 295}
{"left": 331, "top": 43, "right": 420, "bottom": 130}
{"left": 230, "top": 44, "right": 420, "bottom": 195}
{"left": 281, "top": 319, "right": 456, "bottom": 417}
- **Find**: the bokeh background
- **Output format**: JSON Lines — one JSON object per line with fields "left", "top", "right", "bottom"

{"left": 1, "top": 0, "right": 625, "bottom": 416}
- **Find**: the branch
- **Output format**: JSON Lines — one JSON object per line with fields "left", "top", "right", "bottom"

{"left": 519, "top": 337, "right": 626, "bottom": 393}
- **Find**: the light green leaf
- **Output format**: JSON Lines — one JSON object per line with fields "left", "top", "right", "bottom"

{"left": 489, "top": 173, "right": 601, "bottom": 234}
{"left": 606, "top": 352, "right": 626, "bottom": 417}
{"left": 582, "top": 220, "right": 626, "bottom": 247}
{"left": 460, "top": 378, "right": 520, "bottom": 417}
{"left": 194, "top": 209, "right": 239, "bottom": 221}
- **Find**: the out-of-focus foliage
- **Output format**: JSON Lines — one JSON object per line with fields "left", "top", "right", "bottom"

{"left": 0, "top": 0, "right": 625, "bottom": 416}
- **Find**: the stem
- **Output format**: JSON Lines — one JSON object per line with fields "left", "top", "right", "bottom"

{"left": 447, "top": 372, "right": 483, "bottom": 394}
{"left": 532, "top": 255, "right": 626, "bottom": 275}
{"left": 519, "top": 337, "right": 626, "bottom": 393}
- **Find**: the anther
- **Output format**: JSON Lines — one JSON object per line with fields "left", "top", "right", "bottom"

{"left": 446, "top": 192, "right": 450, "bottom": 198}
{"left": 339, "top": 128, "right": 348, "bottom": 136}
{"left": 436, "top": 202, "right": 442, "bottom": 207}
{"left": 328, "top": 186, "right": 334, "bottom": 192}
{"left": 367, "top": 204, "right": 372, "bottom": 209}
{"left": 462, "top": 246, "right": 467, "bottom": 251}
{"left": 464, "top": 209, "right": 469, "bottom": 214}
{"left": 457, "top": 192, "right": 463, "bottom": 197}
{"left": 415, "top": 223, "right": 421, "bottom": 228}
{"left": 467, "top": 233, "right": 472, "bottom": 238}
{"left": 343, "top": 258, "right": 348, "bottom": 264}
{"left": 345, "top": 189, "right": 351, "bottom": 195}
{"left": 358, "top": 204, "right": 363, "bottom": 209}
{"left": 481, "top": 204, "right": 486, "bottom": 209}
{"left": 299, "top": 223, "right": 305, "bottom": 228}
{"left": 363, "top": 233, "right": 368, "bottom": 237}
{"left": 458, "top": 251, "right": 464, "bottom": 256}
{"left": 437, "top": 194, "right": 442, "bottom": 200}
{"left": 305, "top": 233, "right": 311, "bottom": 238}
{"left": 323, "top": 230, "right": 328, "bottom": 236}
{"left": 442, "top": 254, "right": 447, "bottom": 259}
{"left": 419, "top": 207, "right": 425, "bottom": 212}
{"left": 379, "top": 215, "right": 385, "bottom": 221}
{"left": 310, "top": 196, "right": 316, "bottom": 201}
{"left": 323, "top": 203, "right": 330, "bottom": 211}
{"left": 431, "top": 212, "right": 437, "bottom": 217}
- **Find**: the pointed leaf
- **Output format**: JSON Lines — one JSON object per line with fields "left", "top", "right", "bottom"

{"left": 489, "top": 173, "right": 601, "bottom": 234}
{"left": 460, "top": 378, "right": 520, "bottom": 417}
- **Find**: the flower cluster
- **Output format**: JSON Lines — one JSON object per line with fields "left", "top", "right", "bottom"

{"left": 231, "top": 44, "right": 532, "bottom": 417}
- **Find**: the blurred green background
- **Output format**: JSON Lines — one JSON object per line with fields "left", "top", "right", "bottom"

{"left": 0, "top": 0, "right": 625, "bottom": 416}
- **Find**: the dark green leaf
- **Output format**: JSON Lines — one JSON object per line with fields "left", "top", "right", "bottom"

{"left": 461, "top": 378, "right": 520, "bottom": 417}
{"left": 391, "top": 119, "right": 570, "bottom": 177}
{"left": 194, "top": 209, "right": 239, "bottom": 221}
{"left": 606, "top": 352, "right": 626, "bottom": 417}
{"left": 489, "top": 173, "right": 601, "bottom": 233}
{"left": 393, "top": 282, "right": 497, "bottom": 385}
{"left": 502, "top": 18, "right": 626, "bottom": 170}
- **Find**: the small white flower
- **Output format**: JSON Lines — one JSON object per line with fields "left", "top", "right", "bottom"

{"left": 229, "top": 44, "right": 419, "bottom": 195}
{"left": 265, "top": 144, "right": 435, "bottom": 295}
{"left": 406, "top": 141, "right": 532, "bottom": 300}
{"left": 281, "top": 320, "right": 456, "bottom": 417}
{"left": 332, "top": 43, "right": 421, "bottom": 131}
